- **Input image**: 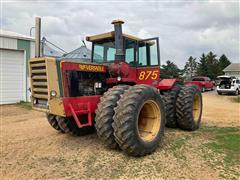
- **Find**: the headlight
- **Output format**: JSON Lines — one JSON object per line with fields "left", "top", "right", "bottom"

{"left": 95, "top": 82, "right": 102, "bottom": 88}
{"left": 50, "top": 90, "right": 57, "bottom": 97}
{"left": 117, "top": 76, "right": 121, "bottom": 81}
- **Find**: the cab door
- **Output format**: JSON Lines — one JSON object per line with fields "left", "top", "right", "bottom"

{"left": 136, "top": 37, "right": 160, "bottom": 86}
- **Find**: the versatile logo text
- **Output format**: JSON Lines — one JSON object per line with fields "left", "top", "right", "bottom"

{"left": 79, "top": 64, "right": 105, "bottom": 72}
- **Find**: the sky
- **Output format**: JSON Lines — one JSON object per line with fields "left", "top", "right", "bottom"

{"left": 1, "top": 0, "right": 239, "bottom": 68}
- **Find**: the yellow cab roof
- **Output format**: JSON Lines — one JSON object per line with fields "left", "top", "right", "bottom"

{"left": 86, "top": 31, "right": 142, "bottom": 42}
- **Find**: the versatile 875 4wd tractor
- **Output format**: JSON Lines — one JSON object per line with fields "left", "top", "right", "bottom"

{"left": 29, "top": 20, "right": 203, "bottom": 156}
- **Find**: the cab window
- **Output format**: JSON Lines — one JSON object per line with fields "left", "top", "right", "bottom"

{"left": 125, "top": 39, "right": 136, "bottom": 66}
{"left": 138, "top": 38, "right": 159, "bottom": 67}
{"left": 93, "top": 45, "right": 104, "bottom": 62}
{"left": 138, "top": 46, "right": 147, "bottom": 66}
{"left": 93, "top": 40, "right": 116, "bottom": 63}
{"left": 149, "top": 41, "right": 158, "bottom": 66}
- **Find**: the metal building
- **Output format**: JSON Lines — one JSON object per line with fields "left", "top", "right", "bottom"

{"left": 223, "top": 63, "right": 240, "bottom": 79}
{"left": 62, "top": 45, "right": 91, "bottom": 61}
{"left": 0, "top": 30, "right": 35, "bottom": 104}
{"left": 0, "top": 30, "right": 64, "bottom": 104}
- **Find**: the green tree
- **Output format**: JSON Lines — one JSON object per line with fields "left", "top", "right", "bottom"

{"left": 183, "top": 56, "right": 197, "bottom": 80}
{"left": 218, "top": 54, "right": 231, "bottom": 75}
{"left": 205, "top": 51, "right": 220, "bottom": 79}
{"left": 160, "top": 60, "right": 181, "bottom": 78}
{"left": 197, "top": 53, "right": 208, "bottom": 76}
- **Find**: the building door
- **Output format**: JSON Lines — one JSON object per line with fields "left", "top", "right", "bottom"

{"left": 0, "top": 49, "right": 25, "bottom": 104}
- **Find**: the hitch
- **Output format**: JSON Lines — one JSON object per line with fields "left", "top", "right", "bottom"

{"left": 68, "top": 103, "right": 92, "bottom": 128}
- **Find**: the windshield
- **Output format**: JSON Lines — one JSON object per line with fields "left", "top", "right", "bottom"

{"left": 93, "top": 41, "right": 116, "bottom": 63}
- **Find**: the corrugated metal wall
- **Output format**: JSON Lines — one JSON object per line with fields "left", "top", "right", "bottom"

{"left": 0, "top": 37, "right": 17, "bottom": 49}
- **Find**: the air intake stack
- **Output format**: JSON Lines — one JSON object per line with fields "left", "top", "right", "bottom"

{"left": 35, "top": 17, "right": 41, "bottom": 57}
{"left": 111, "top": 20, "right": 125, "bottom": 61}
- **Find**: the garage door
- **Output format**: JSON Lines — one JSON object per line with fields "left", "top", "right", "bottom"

{"left": 0, "top": 49, "right": 25, "bottom": 104}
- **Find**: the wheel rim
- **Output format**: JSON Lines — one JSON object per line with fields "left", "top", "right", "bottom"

{"left": 137, "top": 100, "right": 161, "bottom": 142}
{"left": 193, "top": 94, "right": 201, "bottom": 122}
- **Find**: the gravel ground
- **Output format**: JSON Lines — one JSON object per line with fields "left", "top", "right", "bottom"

{"left": 1, "top": 92, "right": 239, "bottom": 179}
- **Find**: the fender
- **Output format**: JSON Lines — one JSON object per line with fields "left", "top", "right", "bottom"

{"left": 157, "top": 79, "right": 179, "bottom": 90}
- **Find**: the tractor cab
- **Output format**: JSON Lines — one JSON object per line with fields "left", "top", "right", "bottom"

{"left": 86, "top": 20, "right": 160, "bottom": 85}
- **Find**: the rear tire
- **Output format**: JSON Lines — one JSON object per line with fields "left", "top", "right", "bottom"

{"left": 162, "top": 84, "right": 182, "bottom": 128}
{"left": 113, "top": 85, "right": 165, "bottom": 156}
{"left": 95, "top": 85, "right": 130, "bottom": 149}
{"left": 176, "top": 85, "right": 202, "bottom": 131}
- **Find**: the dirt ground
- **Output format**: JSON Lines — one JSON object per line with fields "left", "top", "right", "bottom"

{"left": 1, "top": 92, "right": 240, "bottom": 180}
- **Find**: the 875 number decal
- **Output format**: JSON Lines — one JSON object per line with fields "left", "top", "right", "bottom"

{"left": 138, "top": 70, "right": 158, "bottom": 80}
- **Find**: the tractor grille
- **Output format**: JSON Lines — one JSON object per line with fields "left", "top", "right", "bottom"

{"left": 30, "top": 59, "right": 49, "bottom": 109}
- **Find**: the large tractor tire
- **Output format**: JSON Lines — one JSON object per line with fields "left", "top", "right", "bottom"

{"left": 56, "top": 116, "right": 70, "bottom": 133}
{"left": 176, "top": 85, "right": 203, "bottom": 131}
{"left": 95, "top": 85, "right": 130, "bottom": 149}
{"left": 113, "top": 85, "right": 165, "bottom": 156}
{"left": 162, "top": 84, "right": 181, "bottom": 128}
{"left": 46, "top": 114, "right": 64, "bottom": 132}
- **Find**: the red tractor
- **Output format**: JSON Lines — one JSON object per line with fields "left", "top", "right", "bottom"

{"left": 29, "top": 20, "right": 203, "bottom": 156}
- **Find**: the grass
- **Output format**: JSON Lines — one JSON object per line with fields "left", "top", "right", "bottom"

{"left": 200, "top": 126, "right": 240, "bottom": 179}
{"left": 16, "top": 101, "right": 32, "bottom": 110}
{"left": 200, "top": 126, "right": 240, "bottom": 166}
{"left": 167, "top": 126, "right": 240, "bottom": 179}
{"left": 199, "top": 126, "right": 239, "bottom": 134}
{"left": 205, "top": 133, "right": 240, "bottom": 165}
{"left": 166, "top": 133, "right": 192, "bottom": 161}
{"left": 231, "top": 96, "right": 240, "bottom": 103}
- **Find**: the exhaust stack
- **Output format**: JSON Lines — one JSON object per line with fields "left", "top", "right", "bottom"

{"left": 112, "top": 20, "right": 125, "bottom": 61}
{"left": 35, "top": 17, "right": 41, "bottom": 57}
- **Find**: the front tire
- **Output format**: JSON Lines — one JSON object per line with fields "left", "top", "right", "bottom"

{"left": 113, "top": 85, "right": 165, "bottom": 156}
{"left": 176, "top": 85, "right": 203, "bottom": 131}
{"left": 46, "top": 114, "right": 64, "bottom": 132}
{"left": 56, "top": 116, "right": 70, "bottom": 133}
{"left": 95, "top": 85, "right": 129, "bottom": 149}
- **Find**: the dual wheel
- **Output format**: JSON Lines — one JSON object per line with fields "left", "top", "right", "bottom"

{"left": 95, "top": 85, "right": 165, "bottom": 156}
{"left": 95, "top": 84, "right": 203, "bottom": 156}
{"left": 163, "top": 84, "right": 203, "bottom": 130}
{"left": 46, "top": 114, "right": 94, "bottom": 136}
